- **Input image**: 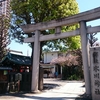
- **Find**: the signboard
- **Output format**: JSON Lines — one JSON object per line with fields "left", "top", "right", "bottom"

{"left": 90, "top": 47, "right": 100, "bottom": 100}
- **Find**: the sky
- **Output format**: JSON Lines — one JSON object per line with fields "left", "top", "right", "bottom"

{"left": 8, "top": 0, "right": 100, "bottom": 56}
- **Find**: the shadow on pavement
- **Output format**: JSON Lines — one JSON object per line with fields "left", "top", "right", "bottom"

{"left": 0, "top": 81, "right": 91, "bottom": 100}
{"left": 0, "top": 92, "right": 92, "bottom": 100}
{"left": 43, "top": 83, "right": 60, "bottom": 90}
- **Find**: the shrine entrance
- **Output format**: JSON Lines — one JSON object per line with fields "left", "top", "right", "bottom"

{"left": 21, "top": 7, "right": 100, "bottom": 98}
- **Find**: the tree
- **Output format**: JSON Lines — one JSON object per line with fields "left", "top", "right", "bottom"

{"left": 89, "top": 33, "right": 98, "bottom": 47}
{"left": 51, "top": 49, "right": 82, "bottom": 66}
{"left": 0, "top": 0, "right": 10, "bottom": 61}
{"left": 10, "top": 0, "right": 80, "bottom": 56}
{"left": 50, "top": 49, "right": 83, "bottom": 80}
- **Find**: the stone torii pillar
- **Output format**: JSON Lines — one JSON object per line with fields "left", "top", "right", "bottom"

{"left": 31, "top": 30, "right": 40, "bottom": 92}
{"left": 80, "top": 21, "right": 91, "bottom": 96}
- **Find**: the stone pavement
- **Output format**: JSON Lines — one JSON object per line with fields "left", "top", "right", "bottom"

{"left": 0, "top": 79, "right": 92, "bottom": 100}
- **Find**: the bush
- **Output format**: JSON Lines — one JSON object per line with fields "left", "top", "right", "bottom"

{"left": 62, "top": 65, "right": 83, "bottom": 80}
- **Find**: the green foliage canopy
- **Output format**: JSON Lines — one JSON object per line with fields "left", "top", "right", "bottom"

{"left": 10, "top": 0, "right": 80, "bottom": 51}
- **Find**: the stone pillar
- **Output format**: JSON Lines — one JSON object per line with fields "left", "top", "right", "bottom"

{"left": 38, "top": 67, "right": 43, "bottom": 91}
{"left": 90, "top": 47, "right": 100, "bottom": 100}
{"left": 61, "top": 66, "right": 62, "bottom": 74}
{"left": 80, "top": 21, "right": 91, "bottom": 96}
{"left": 31, "top": 30, "right": 40, "bottom": 92}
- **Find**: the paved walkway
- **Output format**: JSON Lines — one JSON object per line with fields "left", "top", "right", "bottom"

{"left": 0, "top": 79, "right": 91, "bottom": 100}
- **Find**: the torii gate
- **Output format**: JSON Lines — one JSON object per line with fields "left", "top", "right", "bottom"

{"left": 21, "top": 7, "right": 100, "bottom": 97}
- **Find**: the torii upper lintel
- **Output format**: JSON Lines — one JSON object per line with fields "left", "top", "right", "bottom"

{"left": 21, "top": 7, "right": 100, "bottom": 33}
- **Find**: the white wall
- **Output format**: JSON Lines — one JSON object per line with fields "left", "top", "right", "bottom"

{"left": 44, "top": 52, "right": 58, "bottom": 63}
{"left": 44, "top": 51, "right": 67, "bottom": 63}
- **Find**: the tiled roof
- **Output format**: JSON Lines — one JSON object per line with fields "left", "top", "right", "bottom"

{"left": 1, "top": 53, "right": 31, "bottom": 66}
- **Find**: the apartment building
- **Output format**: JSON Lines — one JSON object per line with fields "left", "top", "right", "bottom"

{"left": 0, "top": 0, "right": 10, "bottom": 16}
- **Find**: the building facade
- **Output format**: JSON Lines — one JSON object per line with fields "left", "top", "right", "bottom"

{"left": 41, "top": 51, "right": 63, "bottom": 78}
{"left": 0, "top": 0, "right": 10, "bottom": 16}
{"left": 0, "top": 0, "right": 10, "bottom": 61}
